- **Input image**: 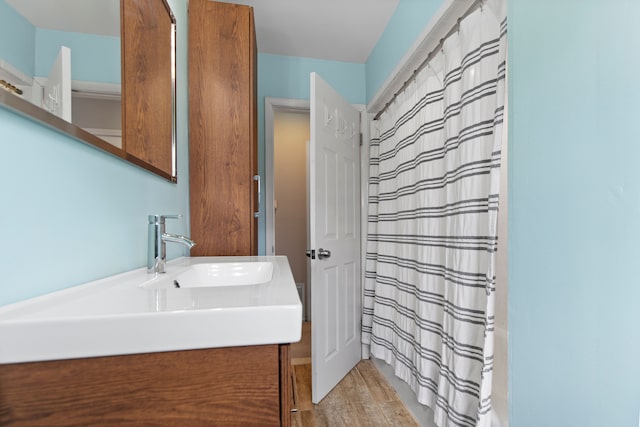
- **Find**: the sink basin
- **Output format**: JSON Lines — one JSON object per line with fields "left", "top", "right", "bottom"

{"left": 147, "top": 262, "right": 274, "bottom": 289}
{"left": 0, "top": 256, "right": 302, "bottom": 364}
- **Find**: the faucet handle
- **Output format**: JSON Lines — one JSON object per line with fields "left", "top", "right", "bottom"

{"left": 148, "top": 214, "right": 183, "bottom": 224}
{"left": 160, "top": 214, "right": 182, "bottom": 221}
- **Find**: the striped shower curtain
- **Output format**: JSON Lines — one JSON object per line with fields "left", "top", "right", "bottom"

{"left": 362, "top": 1, "right": 507, "bottom": 427}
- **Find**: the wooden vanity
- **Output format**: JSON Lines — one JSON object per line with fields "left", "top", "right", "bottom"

{"left": 0, "top": 255, "right": 301, "bottom": 426}
{"left": 0, "top": 344, "right": 291, "bottom": 426}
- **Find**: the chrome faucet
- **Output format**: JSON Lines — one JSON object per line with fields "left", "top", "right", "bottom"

{"left": 148, "top": 214, "right": 196, "bottom": 274}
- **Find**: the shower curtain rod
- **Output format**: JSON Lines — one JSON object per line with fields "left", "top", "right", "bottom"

{"left": 373, "top": 0, "right": 485, "bottom": 121}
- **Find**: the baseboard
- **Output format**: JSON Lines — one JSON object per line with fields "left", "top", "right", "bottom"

{"left": 291, "top": 357, "right": 311, "bottom": 366}
{"left": 370, "top": 357, "right": 437, "bottom": 427}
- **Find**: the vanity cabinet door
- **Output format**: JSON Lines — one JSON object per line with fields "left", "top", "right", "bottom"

{"left": 189, "top": 0, "right": 258, "bottom": 256}
{"left": 0, "top": 345, "right": 287, "bottom": 426}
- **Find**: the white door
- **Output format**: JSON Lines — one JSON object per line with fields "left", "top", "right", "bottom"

{"left": 310, "top": 72, "right": 361, "bottom": 403}
{"left": 43, "top": 46, "right": 72, "bottom": 122}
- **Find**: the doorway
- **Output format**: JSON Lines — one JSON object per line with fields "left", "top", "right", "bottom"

{"left": 265, "top": 97, "right": 311, "bottom": 315}
{"left": 273, "top": 108, "right": 311, "bottom": 320}
{"left": 266, "top": 90, "right": 365, "bottom": 404}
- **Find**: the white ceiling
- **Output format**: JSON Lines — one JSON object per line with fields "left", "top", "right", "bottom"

{"left": 218, "top": 0, "right": 399, "bottom": 63}
{"left": 5, "top": 0, "right": 120, "bottom": 37}
{"left": 7, "top": 0, "right": 399, "bottom": 63}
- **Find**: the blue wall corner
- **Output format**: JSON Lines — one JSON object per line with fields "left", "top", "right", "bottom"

{"left": 256, "top": 53, "right": 366, "bottom": 254}
{"left": 35, "top": 29, "right": 121, "bottom": 83}
{"left": 0, "top": 0, "right": 36, "bottom": 77}
{"left": 365, "top": 0, "right": 445, "bottom": 103}
{"left": 0, "top": 1, "right": 120, "bottom": 84}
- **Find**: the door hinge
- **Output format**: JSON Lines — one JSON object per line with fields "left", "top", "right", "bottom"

{"left": 359, "top": 133, "right": 363, "bottom": 146}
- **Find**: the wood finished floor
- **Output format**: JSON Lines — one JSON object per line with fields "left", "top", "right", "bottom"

{"left": 291, "top": 321, "right": 311, "bottom": 365}
{"left": 290, "top": 323, "right": 419, "bottom": 427}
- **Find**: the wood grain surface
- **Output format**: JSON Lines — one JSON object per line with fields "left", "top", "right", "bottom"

{"left": 289, "top": 323, "right": 419, "bottom": 426}
{"left": 189, "top": 0, "right": 258, "bottom": 256}
{"left": 121, "top": 0, "right": 174, "bottom": 176}
{"left": 280, "top": 344, "right": 292, "bottom": 427}
{"left": 0, "top": 345, "right": 284, "bottom": 426}
{"left": 291, "top": 360, "right": 420, "bottom": 427}
{"left": 291, "top": 321, "right": 311, "bottom": 364}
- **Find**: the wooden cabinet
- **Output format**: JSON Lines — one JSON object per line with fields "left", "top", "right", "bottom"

{"left": 121, "top": 0, "right": 175, "bottom": 178}
{"left": 189, "top": 0, "right": 258, "bottom": 256}
{"left": 0, "top": 344, "right": 291, "bottom": 426}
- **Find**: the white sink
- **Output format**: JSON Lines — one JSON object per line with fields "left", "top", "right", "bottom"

{"left": 0, "top": 256, "right": 302, "bottom": 364}
{"left": 144, "top": 261, "right": 274, "bottom": 289}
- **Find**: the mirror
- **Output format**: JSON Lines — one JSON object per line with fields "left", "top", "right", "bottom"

{"left": 0, "top": 0, "right": 177, "bottom": 182}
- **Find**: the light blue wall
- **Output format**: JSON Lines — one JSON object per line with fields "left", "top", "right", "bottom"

{"left": 259, "top": 54, "right": 366, "bottom": 105}
{"left": 0, "top": 0, "right": 36, "bottom": 77}
{"left": 0, "top": 0, "right": 119, "bottom": 84}
{"left": 366, "top": 0, "right": 640, "bottom": 424}
{"left": 508, "top": 0, "right": 640, "bottom": 426}
{"left": 3, "top": 7, "right": 368, "bottom": 301}
{"left": 256, "top": 53, "right": 366, "bottom": 254}
{"left": 0, "top": 0, "right": 189, "bottom": 307}
{"left": 35, "top": 29, "right": 120, "bottom": 83}
{"left": 365, "top": 0, "right": 445, "bottom": 102}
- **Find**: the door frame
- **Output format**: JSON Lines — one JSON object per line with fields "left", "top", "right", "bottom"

{"left": 264, "top": 97, "right": 311, "bottom": 256}
{"left": 265, "top": 97, "right": 369, "bottom": 260}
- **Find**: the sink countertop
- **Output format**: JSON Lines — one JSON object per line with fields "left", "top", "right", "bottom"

{"left": 0, "top": 256, "right": 302, "bottom": 364}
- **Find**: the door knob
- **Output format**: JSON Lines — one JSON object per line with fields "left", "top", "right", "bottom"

{"left": 317, "top": 248, "right": 331, "bottom": 260}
